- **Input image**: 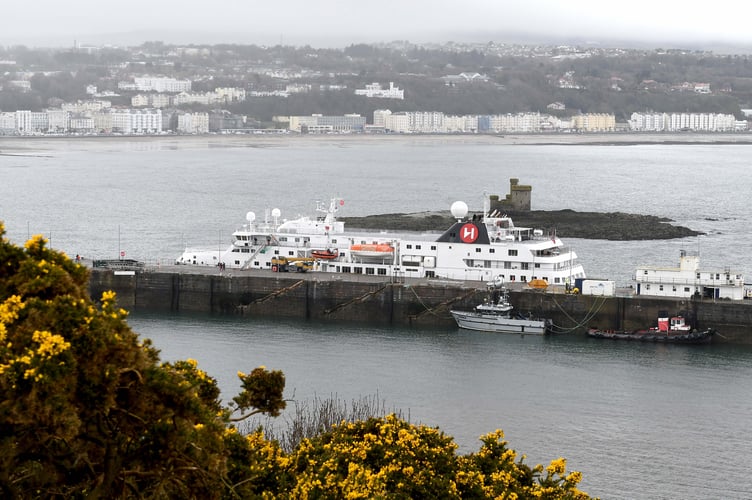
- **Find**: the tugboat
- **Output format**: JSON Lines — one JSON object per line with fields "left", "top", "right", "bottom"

{"left": 450, "top": 277, "right": 550, "bottom": 335}
{"left": 587, "top": 315, "right": 715, "bottom": 344}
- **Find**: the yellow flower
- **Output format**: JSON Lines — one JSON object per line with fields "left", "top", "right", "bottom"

{"left": 546, "top": 457, "right": 567, "bottom": 475}
{"left": 24, "top": 234, "right": 47, "bottom": 250}
{"left": 32, "top": 330, "right": 71, "bottom": 357}
{"left": 0, "top": 295, "right": 25, "bottom": 324}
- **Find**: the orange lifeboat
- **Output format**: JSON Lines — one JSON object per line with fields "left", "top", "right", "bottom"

{"left": 311, "top": 249, "right": 338, "bottom": 260}
{"left": 350, "top": 243, "right": 394, "bottom": 259}
{"left": 528, "top": 279, "right": 549, "bottom": 289}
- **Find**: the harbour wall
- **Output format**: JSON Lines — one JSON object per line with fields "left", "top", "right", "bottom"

{"left": 88, "top": 267, "right": 752, "bottom": 344}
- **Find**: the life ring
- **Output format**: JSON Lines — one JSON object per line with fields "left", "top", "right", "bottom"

{"left": 271, "top": 265, "right": 278, "bottom": 272}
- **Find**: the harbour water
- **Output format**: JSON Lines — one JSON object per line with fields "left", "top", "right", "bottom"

{"left": 2, "top": 136, "right": 752, "bottom": 498}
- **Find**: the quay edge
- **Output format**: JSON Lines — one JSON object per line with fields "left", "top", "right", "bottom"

{"left": 88, "top": 267, "right": 752, "bottom": 345}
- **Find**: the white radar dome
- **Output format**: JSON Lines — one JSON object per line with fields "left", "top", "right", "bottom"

{"left": 271, "top": 208, "right": 281, "bottom": 218}
{"left": 450, "top": 201, "right": 469, "bottom": 220}
{"left": 246, "top": 211, "right": 256, "bottom": 223}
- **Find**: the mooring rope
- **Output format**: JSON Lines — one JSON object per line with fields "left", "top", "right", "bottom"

{"left": 547, "top": 294, "right": 610, "bottom": 334}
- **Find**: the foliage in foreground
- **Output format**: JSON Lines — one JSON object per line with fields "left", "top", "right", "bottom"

{"left": 0, "top": 222, "right": 593, "bottom": 499}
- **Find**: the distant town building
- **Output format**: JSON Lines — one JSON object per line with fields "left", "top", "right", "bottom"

{"left": 62, "top": 100, "right": 111, "bottom": 114}
{"left": 629, "top": 112, "right": 737, "bottom": 132}
{"left": 288, "top": 114, "right": 366, "bottom": 133}
{"left": 69, "top": 114, "right": 95, "bottom": 133}
{"left": 46, "top": 109, "right": 70, "bottom": 133}
{"left": 571, "top": 113, "right": 616, "bottom": 132}
{"left": 177, "top": 112, "right": 210, "bottom": 134}
{"left": 355, "top": 82, "right": 404, "bottom": 99}
{"left": 484, "top": 113, "right": 542, "bottom": 133}
{"left": 110, "top": 108, "right": 163, "bottom": 134}
{"left": 215, "top": 87, "right": 247, "bottom": 102}
{"left": 132, "top": 77, "right": 191, "bottom": 93}
{"left": 441, "top": 72, "right": 489, "bottom": 86}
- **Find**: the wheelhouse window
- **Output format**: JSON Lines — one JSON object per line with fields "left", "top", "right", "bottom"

{"left": 508, "top": 249, "right": 518, "bottom": 256}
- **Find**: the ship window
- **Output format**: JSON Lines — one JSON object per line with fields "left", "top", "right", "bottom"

{"left": 672, "top": 286, "right": 677, "bottom": 292}
{"left": 365, "top": 268, "right": 375, "bottom": 275}
{"left": 489, "top": 248, "right": 495, "bottom": 253}
{"left": 406, "top": 244, "right": 412, "bottom": 249}
{"left": 697, "top": 273, "right": 701, "bottom": 279}
{"left": 378, "top": 268, "right": 387, "bottom": 275}
{"left": 644, "top": 270, "right": 648, "bottom": 274}
{"left": 646, "top": 284, "right": 651, "bottom": 290}
{"left": 288, "top": 251, "right": 295, "bottom": 256}
{"left": 510, "top": 275, "right": 516, "bottom": 281}
{"left": 659, "top": 285, "right": 664, "bottom": 291}
{"left": 543, "top": 277, "right": 548, "bottom": 282}
{"left": 521, "top": 263, "right": 529, "bottom": 270}
{"left": 354, "top": 267, "right": 362, "bottom": 274}
{"left": 475, "top": 248, "right": 482, "bottom": 253}
{"left": 254, "top": 261, "right": 259, "bottom": 266}
{"left": 684, "top": 287, "right": 690, "bottom": 292}
{"left": 554, "top": 277, "right": 559, "bottom": 283}
{"left": 241, "top": 248, "right": 249, "bottom": 253}
{"left": 274, "top": 250, "right": 279, "bottom": 255}
{"left": 342, "top": 266, "right": 351, "bottom": 273}
{"left": 416, "top": 245, "right": 421, "bottom": 250}
{"left": 431, "top": 245, "right": 436, "bottom": 250}
{"left": 521, "top": 276, "right": 527, "bottom": 282}
{"left": 534, "top": 263, "right": 540, "bottom": 268}
{"left": 234, "top": 260, "right": 240, "bottom": 265}
{"left": 508, "top": 249, "right": 518, "bottom": 256}
{"left": 716, "top": 273, "right": 720, "bottom": 280}
{"left": 504, "top": 262, "right": 511, "bottom": 269}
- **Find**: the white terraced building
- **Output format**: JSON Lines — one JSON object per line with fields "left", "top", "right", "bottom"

{"left": 635, "top": 250, "right": 745, "bottom": 300}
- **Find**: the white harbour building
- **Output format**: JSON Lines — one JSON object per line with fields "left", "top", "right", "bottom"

{"left": 635, "top": 250, "right": 745, "bottom": 300}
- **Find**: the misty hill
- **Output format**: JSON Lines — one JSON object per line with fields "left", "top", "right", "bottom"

{"left": 1, "top": 41, "right": 750, "bottom": 125}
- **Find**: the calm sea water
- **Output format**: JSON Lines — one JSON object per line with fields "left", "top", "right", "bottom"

{"left": 3, "top": 137, "right": 752, "bottom": 499}
{"left": 127, "top": 312, "right": 752, "bottom": 500}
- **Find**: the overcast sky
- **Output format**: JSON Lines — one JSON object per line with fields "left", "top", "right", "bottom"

{"left": 3, "top": 0, "right": 752, "bottom": 50}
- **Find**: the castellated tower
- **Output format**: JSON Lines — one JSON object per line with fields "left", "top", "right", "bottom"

{"left": 489, "top": 178, "right": 532, "bottom": 212}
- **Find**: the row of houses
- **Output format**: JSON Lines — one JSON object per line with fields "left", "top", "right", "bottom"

{"left": 2, "top": 105, "right": 749, "bottom": 136}
{"left": 0, "top": 108, "right": 252, "bottom": 135}
{"left": 280, "top": 111, "right": 617, "bottom": 134}
{"left": 628, "top": 112, "right": 743, "bottom": 132}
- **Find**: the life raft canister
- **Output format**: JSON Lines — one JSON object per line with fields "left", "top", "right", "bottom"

{"left": 271, "top": 265, "right": 278, "bottom": 272}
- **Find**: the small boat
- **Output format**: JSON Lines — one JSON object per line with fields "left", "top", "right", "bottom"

{"left": 587, "top": 315, "right": 715, "bottom": 344}
{"left": 311, "top": 249, "right": 339, "bottom": 260}
{"left": 349, "top": 243, "right": 395, "bottom": 259}
{"left": 450, "top": 277, "right": 550, "bottom": 334}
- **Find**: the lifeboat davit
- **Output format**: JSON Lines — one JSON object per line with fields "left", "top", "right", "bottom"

{"left": 312, "top": 249, "right": 338, "bottom": 260}
{"left": 350, "top": 243, "right": 395, "bottom": 259}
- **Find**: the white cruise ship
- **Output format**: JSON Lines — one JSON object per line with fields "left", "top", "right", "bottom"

{"left": 176, "top": 196, "right": 586, "bottom": 285}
